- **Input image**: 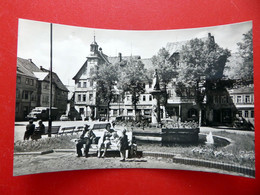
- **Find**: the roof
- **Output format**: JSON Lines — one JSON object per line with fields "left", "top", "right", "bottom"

{"left": 228, "top": 86, "right": 254, "bottom": 94}
{"left": 107, "top": 55, "right": 141, "bottom": 65}
{"left": 17, "top": 57, "right": 41, "bottom": 78}
{"left": 166, "top": 36, "right": 208, "bottom": 56}
{"left": 33, "top": 72, "right": 48, "bottom": 81}
{"left": 40, "top": 67, "right": 69, "bottom": 92}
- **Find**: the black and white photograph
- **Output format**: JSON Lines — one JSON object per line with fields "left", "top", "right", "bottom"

{"left": 14, "top": 19, "right": 254, "bottom": 177}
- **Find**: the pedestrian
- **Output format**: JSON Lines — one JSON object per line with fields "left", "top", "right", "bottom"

{"left": 118, "top": 129, "right": 129, "bottom": 162}
{"left": 76, "top": 124, "right": 96, "bottom": 157}
{"left": 31, "top": 120, "right": 45, "bottom": 140}
{"left": 24, "top": 120, "right": 35, "bottom": 140}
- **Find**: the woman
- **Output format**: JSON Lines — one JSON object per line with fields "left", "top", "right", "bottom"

{"left": 97, "top": 123, "right": 113, "bottom": 158}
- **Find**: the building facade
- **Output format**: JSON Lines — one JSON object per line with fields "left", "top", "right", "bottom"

{"left": 73, "top": 36, "right": 254, "bottom": 128}
{"left": 15, "top": 57, "right": 68, "bottom": 121}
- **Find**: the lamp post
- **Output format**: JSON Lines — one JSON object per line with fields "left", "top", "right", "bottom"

{"left": 48, "top": 23, "right": 53, "bottom": 137}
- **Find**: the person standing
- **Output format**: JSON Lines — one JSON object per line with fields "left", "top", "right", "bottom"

{"left": 76, "top": 124, "right": 96, "bottom": 157}
{"left": 24, "top": 120, "right": 35, "bottom": 140}
{"left": 118, "top": 129, "right": 129, "bottom": 162}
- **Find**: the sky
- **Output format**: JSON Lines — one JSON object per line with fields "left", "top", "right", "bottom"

{"left": 17, "top": 19, "right": 252, "bottom": 86}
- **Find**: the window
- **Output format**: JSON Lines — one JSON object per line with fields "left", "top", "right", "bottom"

{"left": 113, "top": 109, "right": 117, "bottom": 116}
{"left": 17, "top": 76, "right": 21, "bottom": 84}
{"left": 127, "top": 109, "right": 133, "bottom": 115}
{"left": 30, "top": 79, "right": 34, "bottom": 86}
{"left": 237, "top": 96, "right": 242, "bottom": 103}
{"left": 244, "top": 110, "right": 249, "bottom": 118}
{"left": 127, "top": 96, "right": 130, "bottom": 101}
{"left": 221, "top": 96, "right": 227, "bottom": 104}
{"left": 79, "top": 108, "right": 84, "bottom": 114}
{"left": 149, "top": 83, "right": 152, "bottom": 88}
{"left": 238, "top": 111, "right": 242, "bottom": 117}
{"left": 83, "top": 94, "right": 86, "bottom": 102}
{"left": 89, "top": 94, "right": 93, "bottom": 101}
{"left": 23, "top": 91, "right": 29, "bottom": 100}
{"left": 251, "top": 111, "right": 254, "bottom": 118}
{"left": 90, "top": 80, "right": 93, "bottom": 87}
{"left": 245, "top": 95, "right": 250, "bottom": 103}
{"left": 143, "top": 95, "right": 146, "bottom": 101}
{"left": 78, "top": 94, "right": 81, "bottom": 102}
{"left": 83, "top": 82, "right": 87, "bottom": 88}
{"left": 77, "top": 82, "right": 81, "bottom": 88}
{"left": 25, "top": 78, "right": 29, "bottom": 85}
{"left": 149, "top": 95, "right": 152, "bottom": 101}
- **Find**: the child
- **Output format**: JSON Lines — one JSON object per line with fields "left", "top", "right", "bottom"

{"left": 118, "top": 129, "right": 128, "bottom": 161}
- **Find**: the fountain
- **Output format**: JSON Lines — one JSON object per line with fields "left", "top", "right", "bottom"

{"left": 205, "top": 131, "right": 214, "bottom": 145}
{"left": 150, "top": 69, "right": 163, "bottom": 125}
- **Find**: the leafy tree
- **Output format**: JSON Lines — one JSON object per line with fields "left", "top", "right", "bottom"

{"left": 118, "top": 58, "right": 146, "bottom": 120}
{"left": 235, "top": 29, "right": 253, "bottom": 79}
{"left": 177, "top": 37, "right": 231, "bottom": 126}
{"left": 177, "top": 38, "right": 231, "bottom": 86}
{"left": 91, "top": 63, "right": 119, "bottom": 121}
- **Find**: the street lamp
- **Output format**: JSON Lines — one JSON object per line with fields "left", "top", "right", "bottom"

{"left": 48, "top": 23, "right": 53, "bottom": 137}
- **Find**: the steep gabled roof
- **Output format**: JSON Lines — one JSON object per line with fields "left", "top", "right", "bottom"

{"left": 40, "top": 67, "right": 69, "bottom": 92}
{"left": 72, "top": 60, "right": 88, "bottom": 80}
{"left": 166, "top": 36, "right": 208, "bottom": 56}
{"left": 17, "top": 57, "right": 41, "bottom": 78}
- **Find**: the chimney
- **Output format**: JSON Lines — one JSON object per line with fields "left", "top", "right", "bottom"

{"left": 118, "top": 52, "right": 122, "bottom": 62}
{"left": 28, "top": 59, "right": 32, "bottom": 63}
{"left": 40, "top": 66, "right": 43, "bottom": 70}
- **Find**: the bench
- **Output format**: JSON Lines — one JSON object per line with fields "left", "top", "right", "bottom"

{"left": 44, "top": 126, "right": 61, "bottom": 136}
{"left": 74, "top": 126, "right": 84, "bottom": 134}
{"left": 58, "top": 126, "right": 76, "bottom": 135}
{"left": 92, "top": 123, "right": 109, "bottom": 130}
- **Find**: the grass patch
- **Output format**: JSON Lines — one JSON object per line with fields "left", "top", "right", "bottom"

{"left": 138, "top": 131, "right": 255, "bottom": 168}
{"left": 14, "top": 135, "right": 78, "bottom": 152}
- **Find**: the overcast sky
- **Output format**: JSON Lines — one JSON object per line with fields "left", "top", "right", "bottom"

{"left": 17, "top": 19, "right": 252, "bottom": 86}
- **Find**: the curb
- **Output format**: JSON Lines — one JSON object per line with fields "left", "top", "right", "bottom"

{"left": 143, "top": 151, "right": 255, "bottom": 178}
{"left": 14, "top": 150, "right": 54, "bottom": 155}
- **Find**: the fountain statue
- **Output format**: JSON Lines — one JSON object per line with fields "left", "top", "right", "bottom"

{"left": 150, "top": 69, "right": 163, "bottom": 124}
{"left": 206, "top": 131, "right": 214, "bottom": 145}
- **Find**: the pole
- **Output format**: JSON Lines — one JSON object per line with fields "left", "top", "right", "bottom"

{"left": 48, "top": 23, "right": 53, "bottom": 137}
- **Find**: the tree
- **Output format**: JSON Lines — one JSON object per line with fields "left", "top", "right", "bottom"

{"left": 151, "top": 48, "right": 178, "bottom": 106}
{"left": 91, "top": 63, "right": 119, "bottom": 121}
{"left": 177, "top": 38, "right": 231, "bottom": 85}
{"left": 118, "top": 58, "right": 146, "bottom": 120}
{"left": 235, "top": 29, "right": 253, "bottom": 79}
{"left": 177, "top": 37, "right": 231, "bottom": 126}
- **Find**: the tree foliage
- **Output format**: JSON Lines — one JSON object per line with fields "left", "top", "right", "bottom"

{"left": 235, "top": 29, "right": 253, "bottom": 79}
{"left": 177, "top": 38, "right": 231, "bottom": 87}
{"left": 151, "top": 48, "right": 177, "bottom": 87}
{"left": 118, "top": 58, "right": 146, "bottom": 116}
{"left": 91, "top": 62, "right": 119, "bottom": 120}
{"left": 151, "top": 48, "right": 178, "bottom": 106}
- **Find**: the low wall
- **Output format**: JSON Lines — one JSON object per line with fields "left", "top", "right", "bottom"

{"left": 133, "top": 128, "right": 200, "bottom": 144}
{"left": 162, "top": 128, "right": 200, "bottom": 144}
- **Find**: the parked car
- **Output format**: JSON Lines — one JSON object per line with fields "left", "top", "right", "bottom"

{"left": 26, "top": 107, "right": 58, "bottom": 121}
{"left": 60, "top": 114, "right": 70, "bottom": 121}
